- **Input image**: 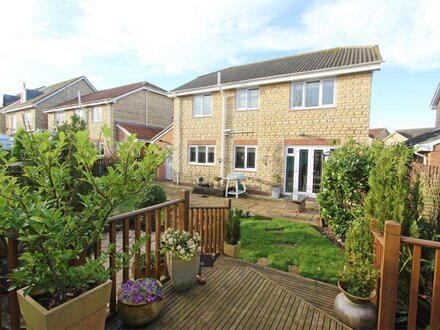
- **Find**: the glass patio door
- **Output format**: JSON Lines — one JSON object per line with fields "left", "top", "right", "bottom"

{"left": 284, "top": 146, "right": 331, "bottom": 196}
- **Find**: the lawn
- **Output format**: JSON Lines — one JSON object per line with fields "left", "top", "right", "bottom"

{"left": 240, "top": 217, "right": 344, "bottom": 284}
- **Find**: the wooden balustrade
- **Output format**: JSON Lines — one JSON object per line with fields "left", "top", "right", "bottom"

{"left": 372, "top": 220, "right": 440, "bottom": 330}
{"left": 1, "top": 190, "right": 231, "bottom": 329}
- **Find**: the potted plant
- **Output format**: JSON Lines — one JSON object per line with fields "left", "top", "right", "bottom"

{"left": 213, "top": 176, "right": 222, "bottom": 189}
{"left": 0, "top": 126, "right": 167, "bottom": 330}
{"left": 334, "top": 218, "right": 377, "bottom": 329}
{"left": 160, "top": 228, "right": 201, "bottom": 292}
{"left": 271, "top": 174, "right": 283, "bottom": 199}
{"left": 224, "top": 208, "right": 241, "bottom": 258}
{"left": 117, "top": 278, "right": 164, "bottom": 327}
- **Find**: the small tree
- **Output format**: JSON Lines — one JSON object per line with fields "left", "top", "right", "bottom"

{"left": 225, "top": 208, "right": 241, "bottom": 245}
{"left": 0, "top": 125, "right": 168, "bottom": 307}
{"left": 317, "top": 140, "right": 376, "bottom": 237}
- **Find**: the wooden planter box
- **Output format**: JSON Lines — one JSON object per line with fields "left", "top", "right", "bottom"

{"left": 192, "top": 186, "right": 226, "bottom": 197}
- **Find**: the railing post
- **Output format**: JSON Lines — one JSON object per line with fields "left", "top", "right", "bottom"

{"left": 377, "top": 220, "right": 401, "bottom": 330}
{"left": 7, "top": 238, "right": 20, "bottom": 330}
{"left": 179, "top": 190, "right": 190, "bottom": 231}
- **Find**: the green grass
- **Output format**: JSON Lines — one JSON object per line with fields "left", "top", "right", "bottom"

{"left": 113, "top": 198, "right": 137, "bottom": 215}
{"left": 240, "top": 217, "right": 344, "bottom": 284}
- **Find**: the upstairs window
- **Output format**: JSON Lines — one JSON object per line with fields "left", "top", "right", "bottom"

{"left": 92, "top": 106, "right": 102, "bottom": 122}
{"left": 236, "top": 88, "right": 259, "bottom": 110}
{"left": 55, "top": 111, "right": 64, "bottom": 124}
{"left": 188, "top": 145, "right": 215, "bottom": 165}
{"left": 193, "top": 94, "right": 212, "bottom": 117}
{"left": 291, "top": 79, "right": 335, "bottom": 109}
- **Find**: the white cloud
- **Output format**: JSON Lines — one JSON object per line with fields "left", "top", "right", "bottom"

{"left": 0, "top": 0, "right": 439, "bottom": 92}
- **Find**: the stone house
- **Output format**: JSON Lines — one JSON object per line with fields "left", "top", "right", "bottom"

{"left": 0, "top": 77, "right": 96, "bottom": 135}
{"left": 44, "top": 81, "right": 173, "bottom": 156}
{"left": 368, "top": 128, "right": 389, "bottom": 143}
{"left": 383, "top": 128, "right": 435, "bottom": 146}
{"left": 169, "top": 46, "right": 383, "bottom": 196}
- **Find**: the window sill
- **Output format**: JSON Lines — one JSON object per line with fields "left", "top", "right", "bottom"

{"left": 233, "top": 168, "right": 257, "bottom": 172}
{"left": 291, "top": 105, "right": 336, "bottom": 111}
{"left": 188, "top": 163, "right": 216, "bottom": 167}
{"left": 235, "top": 108, "right": 259, "bottom": 112}
{"left": 193, "top": 114, "right": 212, "bottom": 118}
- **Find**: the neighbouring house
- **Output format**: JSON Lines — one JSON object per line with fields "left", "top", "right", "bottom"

{"left": 0, "top": 94, "right": 20, "bottom": 134}
{"left": 368, "top": 127, "right": 389, "bottom": 143}
{"left": 151, "top": 124, "right": 174, "bottom": 181}
{"left": 169, "top": 46, "right": 382, "bottom": 196}
{"left": 44, "top": 82, "right": 173, "bottom": 156}
{"left": 0, "top": 77, "right": 96, "bottom": 135}
{"left": 383, "top": 127, "right": 436, "bottom": 146}
{"left": 407, "top": 129, "right": 440, "bottom": 166}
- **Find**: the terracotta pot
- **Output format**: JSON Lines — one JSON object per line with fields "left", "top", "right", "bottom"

{"left": 17, "top": 280, "right": 112, "bottom": 330}
{"left": 224, "top": 241, "right": 241, "bottom": 258}
{"left": 117, "top": 280, "right": 164, "bottom": 327}
{"left": 165, "top": 252, "right": 200, "bottom": 292}
{"left": 334, "top": 281, "right": 377, "bottom": 329}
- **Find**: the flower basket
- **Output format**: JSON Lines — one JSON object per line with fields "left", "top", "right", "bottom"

{"left": 117, "top": 278, "right": 164, "bottom": 327}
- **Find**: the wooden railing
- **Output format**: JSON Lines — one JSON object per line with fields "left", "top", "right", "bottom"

{"left": 372, "top": 220, "right": 440, "bottom": 330}
{"left": 1, "top": 190, "right": 230, "bottom": 329}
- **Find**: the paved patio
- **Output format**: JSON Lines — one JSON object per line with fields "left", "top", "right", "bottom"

{"left": 161, "top": 183, "right": 321, "bottom": 226}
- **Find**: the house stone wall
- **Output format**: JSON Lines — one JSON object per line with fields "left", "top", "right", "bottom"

{"left": 173, "top": 72, "right": 373, "bottom": 194}
{"left": 0, "top": 113, "right": 5, "bottom": 134}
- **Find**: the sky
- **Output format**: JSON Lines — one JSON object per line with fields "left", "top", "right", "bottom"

{"left": 0, "top": 0, "right": 439, "bottom": 131}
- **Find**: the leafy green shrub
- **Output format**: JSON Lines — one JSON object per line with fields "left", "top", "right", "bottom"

{"left": 0, "top": 126, "right": 167, "bottom": 307}
{"left": 12, "top": 128, "right": 27, "bottom": 160}
{"left": 340, "top": 218, "right": 376, "bottom": 297}
{"left": 317, "top": 140, "right": 376, "bottom": 237}
{"left": 225, "top": 208, "right": 241, "bottom": 245}
{"left": 134, "top": 184, "right": 167, "bottom": 209}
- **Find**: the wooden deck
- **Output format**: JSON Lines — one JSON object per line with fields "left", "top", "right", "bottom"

{"left": 106, "top": 256, "right": 348, "bottom": 329}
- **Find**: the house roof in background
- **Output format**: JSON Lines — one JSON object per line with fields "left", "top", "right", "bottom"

{"left": 369, "top": 128, "right": 389, "bottom": 140}
{"left": 430, "top": 83, "right": 440, "bottom": 109}
{"left": 48, "top": 81, "right": 167, "bottom": 111}
{"left": 150, "top": 124, "right": 173, "bottom": 143}
{"left": 116, "top": 122, "right": 164, "bottom": 141}
{"left": 395, "top": 127, "right": 436, "bottom": 139}
{"left": 1, "top": 76, "right": 96, "bottom": 112}
{"left": 406, "top": 128, "right": 440, "bottom": 146}
{"left": 172, "top": 45, "right": 382, "bottom": 92}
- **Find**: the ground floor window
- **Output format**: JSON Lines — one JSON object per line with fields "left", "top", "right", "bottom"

{"left": 95, "top": 142, "right": 105, "bottom": 157}
{"left": 234, "top": 145, "right": 256, "bottom": 171}
{"left": 188, "top": 145, "right": 215, "bottom": 165}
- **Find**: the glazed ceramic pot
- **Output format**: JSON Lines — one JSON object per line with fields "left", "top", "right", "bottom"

{"left": 334, "top": 281, "right": 377, "bottom": 329}
{"left": 166, "top": 252, "right": 200, "bottom": 292}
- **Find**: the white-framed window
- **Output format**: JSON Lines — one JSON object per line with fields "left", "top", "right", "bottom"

{"left": 10, "top": 114, "right": 16, "bottom": 132}
{"left": 188, "top": 145, "right": 215, "bottom": 165}
{"left": 234, "top": 145, "right": 257, "bottom": 171}
{"left": 291, "top": 79, "right": 335, "bottom": 109}
{"left": 193, "top": 94, "right": 212, "bottom": 117}
{"left": 55, "top": 111, "right": 64, "bottom": 124}
{"left": 95, "top": 142, "right": 105, "bottom": 157}
{"left": 236, "top": 88, "right": 259, "bottom": 110}
{"left": 74, "top": 109, "right": 84, "bottom": 119}
{"left": 92, "top": 106, "right": 102, "bottom": 122}
{"left": 23, "top": 112, "right": 31, "bottom": 127}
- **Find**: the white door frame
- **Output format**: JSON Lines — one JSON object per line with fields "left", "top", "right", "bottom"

{"left": 283, "top": 145, "right": 332, "bottom": 197}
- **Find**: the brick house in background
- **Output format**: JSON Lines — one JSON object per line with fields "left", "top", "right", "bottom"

{"left": 383, "top": 127, "right": 435, "bottom": 146}
{"left": 0, "top": 77, "right": 96, "bottom": 135}
{"left": 169, "top": 46, "right": 382, "bottom": 196}
{"left": 45, "top": 82, "right": 173, "bottom": 156}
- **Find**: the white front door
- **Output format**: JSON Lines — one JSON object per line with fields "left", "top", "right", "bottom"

{"left": 283, "top": 146, "right": 333, "bottom": 196}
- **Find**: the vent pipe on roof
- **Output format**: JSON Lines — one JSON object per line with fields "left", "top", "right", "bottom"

{"left": 21, "top": 82, "right": 26, "bottom": 103}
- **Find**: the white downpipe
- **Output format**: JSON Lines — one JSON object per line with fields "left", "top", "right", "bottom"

{"left": 176, "top": 97, "right": 180, "bottom": 186}
{"left": 218, "top": 72, "right": 226, "bottom": 184}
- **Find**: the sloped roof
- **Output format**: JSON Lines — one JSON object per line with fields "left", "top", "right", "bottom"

{"left": 406, "top": 128, "right": 440, "bottom": 146}
{"left": 49, "top": 81, "right": 167, "bottom": 111}
{"left": 116, "top": 122, "right": 163, "bottom": 141}
{"left": 395, "top": 127, "right": 436, "bottom": 139}
{"left": 431, "top": 83, "right": 440, "bottom": 109}
{"left": 2, "top": 77, "right": 93, "bottom": 112}
{"left": 172, "top": 46, "right": 382, "bottom": 92}
{"left": 369, "top": 128, "right": 389, "bottom": 140}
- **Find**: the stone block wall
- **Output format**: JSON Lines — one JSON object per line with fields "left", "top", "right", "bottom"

{"left": 173, "top": 72, "right": 373, "bottom": 194}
